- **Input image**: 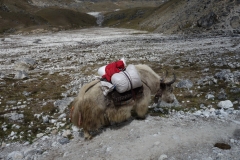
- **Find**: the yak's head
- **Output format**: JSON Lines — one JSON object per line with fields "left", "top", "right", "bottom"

{"left": 154, "top": 72, "right": 176, "bottom": 104}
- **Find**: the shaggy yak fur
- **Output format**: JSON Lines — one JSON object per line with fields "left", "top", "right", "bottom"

{"left": 71, "top": 64, "right": 176, "bottom": 139}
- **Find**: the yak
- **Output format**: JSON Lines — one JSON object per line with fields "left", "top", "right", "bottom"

{"left": 71, "top": 64, "right": 176, "bottom": 140}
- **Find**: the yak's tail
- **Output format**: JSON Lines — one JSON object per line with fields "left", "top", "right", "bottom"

{"left": 70, "top": 79, "right": 100, "bottom": 127}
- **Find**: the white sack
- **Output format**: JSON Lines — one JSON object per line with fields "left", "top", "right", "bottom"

{"left": 97, "top": 65, "right": 106, "bottom": 76}
{"left": 111, "top": 64, "right": 142, "bottom": 93}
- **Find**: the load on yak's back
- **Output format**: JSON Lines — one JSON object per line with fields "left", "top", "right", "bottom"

{"left": 71, "top": 58, "right": 177, "bottom": 140}
{"left": 98, "top": 58, "right": 142, "bottom": 95}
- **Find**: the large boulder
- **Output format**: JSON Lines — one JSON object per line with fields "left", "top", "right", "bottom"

{"left": 230, "top": 16, "right": 240, "bottom": 29}
{"left": 217, "top": 100, "right": 233, "bottom": 109}
{"left": 197, "top": 12, "right": 218, "bottom": 28}
{"left": 215, "top": 69, "right": 240, "bottom": 83}
{"left": 14, "top": 58, "right": 37, "bottom": 71}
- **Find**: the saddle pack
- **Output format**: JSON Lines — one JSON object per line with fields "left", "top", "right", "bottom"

{"left": 108, "top": 86, "right": 143, "bottom": 106}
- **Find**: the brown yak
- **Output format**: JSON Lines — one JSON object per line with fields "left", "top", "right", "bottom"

{"left": 71, "top": 64, "right": 176, "bottom": 140}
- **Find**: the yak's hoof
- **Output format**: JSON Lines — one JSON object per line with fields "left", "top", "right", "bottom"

{"left": 136, "top": 115, "right": 146, "bottom": 120}
{"left": 84, "top": 135, "right": 92, "bottom": 140}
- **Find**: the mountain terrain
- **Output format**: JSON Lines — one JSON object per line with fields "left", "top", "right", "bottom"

{"left": 103, "top": 0, "right": 240, "bottom": 34}
{"left": 1, "top": 0, "right": 240, "bottom": 35}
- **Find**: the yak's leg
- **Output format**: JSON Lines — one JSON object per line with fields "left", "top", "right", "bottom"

{"left": 134, "top": 89, "right": 151, "bottom": 119}
{"left": 134, "top": 103, "right": 148, "bottom": 119}
{"left": 84, "top": 130, "right": 92, "bottom": 140}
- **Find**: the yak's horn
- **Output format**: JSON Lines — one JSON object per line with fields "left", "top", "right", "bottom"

{"left": 161, "top": 70, "right": 168, "bottom": 82}
{"left": 165, "top": 70, "right": 168, "bottom": 79}
{"left": 164, "top": 73, "right": 176, "bottom": 85}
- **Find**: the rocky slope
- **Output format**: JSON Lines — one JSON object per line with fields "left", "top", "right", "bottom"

{"left": 103, "top": 0, "right": 240, "bottom": 34}
{"left": 0, "top": 28, "right": 239, "bottom": 159}
{"left": 1, "top": 0, "right": 240, "bottom": 35}
{"left": 0, "top": 0, "right": 97, "bottom": 34}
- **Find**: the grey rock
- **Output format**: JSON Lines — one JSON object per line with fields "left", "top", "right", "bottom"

{"left": 54, "top": 97, "right": 74, "bottom": 113}
{"left": 228, "top": 62, "right": 236, "bottom": 68}
{"left": 4, "top": 113, "right": 24, "bottom": 121}
{"left": 233, "top": 71, "right": 240, "bottom": 82}
{"left": 14, "top": 70, "right": 29, "bottom": 80}
{"left": 200, "top": 104, "right": 206, "bottom": 109}
{"left": 206, "top": 94, "right": 215, "bottom": 100}
{"left": 230, "top": 88, "right": 240, "bottom": 93}
{"left": 217, "top": 93, "right": 227, "bottom": 100}
{"left": 0, "top": 72, "right": 5, "bottom": 79}
{"left": 58, "top": 113, "right": 67, "bottom": 119}
{"left": 233, "top": 129, "right": 240, "bottom": 140}
{"left": 24, "top": 148, "right": 43, "bottom": 157}
{"left": 215, "top": 69, "right": 235, "bottom": 82}
{"left": 22, "top": 91, "right": 31, "bottom": 96}
{"left": 217, "top": 100, "right": 233, "bottom": 109}
{"left": 158, "top": 154, "right": 168, "bottom": 160}
{"left": 159, "top": 95, "right": 180, "bottom": 108}
{"left": 42, "top": 116, "right": 49, "bottom": 123}
{"left": 197, "top": 12, "right": 218, "bottom": 28}
{"left": 175, "top": 59, "right": 181, "bottom": 63}
{"left": 193, "top": 110, "right": 202, "bottom": 116}
{"left": 202, "top": 68, "right": 209, "bottom": 72}
{"left": 176, "top": 79, "right": 193, "bottom": 89}
{"left": 6, "top": 100, "right": 17, "bottom": 104}
{"left": 33, "top": 39, "right": 42, "bottom": 43}
{"left": 62, "top": 130, "right": 72, "bottom": 138}
{"left": 58, "top": 138, "right": 70, "bottom": 145}
{"left": 7, "top": 151, "right": 24, "bottom": 160}
{"left": 230, "top": 16, "right": 240, "bottom": 29}
{"left": 217, "top": 88, "right": 227, "bottom": 100}
{"left": 15, "top": 58, "right": 37, "bottom": 71}
{"left": 197, "top": 76, "right": 217, "bottom": 86}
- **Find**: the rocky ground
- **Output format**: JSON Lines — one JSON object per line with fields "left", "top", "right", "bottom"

{"left": 0, "top": 28, "right": 240, "bottom": 160}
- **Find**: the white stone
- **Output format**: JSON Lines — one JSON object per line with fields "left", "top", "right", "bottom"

{"left": 209, "top": 108, "right": 215, "bottom": 112}
{"left": 41, "top": 136, "right": 50, "bottom": 140}
{"left": 217, "top": 100, "right": 233, "bottom": 109}
{"left": 193, "top": 110, "right": 202, "bottom": 116}
{"left": 7, "top": 151, "right": 24, "bottom": 160}
{"left": 72, "top": 126, "right": 79, "bottom": 132}
{"left": 51, "top": 142, "right": 58, "bottom": 147}
{"left": 230, "top": 139, "right": 235, "bottom": 143}
{"left": 50, "top": 119, "right": 57, "bottom": 123}
{"left": 10, "top": 131, "right": 15, "bottom": 136}
{"left": 202, "top": 111, "right": 210, "bottom": 118}
{"left": 158, "top": 154, "right": 168, "bottom": 160}
{"left": 42, "top": 116, "right": 49, "bottom": 123}
{"left": 206, "top": 94, "right": 214, "bottom": 99}
{"left": 62, "top": 130, "right": 72, "bottom": 137}
{"left": 1, "top": 142, "right": 6, "bottom": 148}
{"left": 58, "top": 113, "right": 66, "bottom": 119}
{"left": 106, "top": 147, "right": 111, "bottom": 152}
{"left": 220, "top": 109, "right": 228, "bottom": 117}
{"left": 36, "top": 133, "right": 44, "bottom": 138}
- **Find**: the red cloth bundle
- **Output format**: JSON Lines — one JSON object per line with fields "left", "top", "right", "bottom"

{"left": 102, "top": 60, "right": 125, "bottom": 82}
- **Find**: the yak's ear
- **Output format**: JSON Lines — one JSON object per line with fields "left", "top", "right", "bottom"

{"left": 164, "top": 73, "right": 176, "bottom": 86}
